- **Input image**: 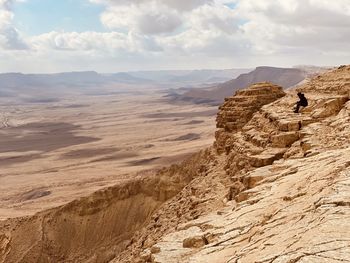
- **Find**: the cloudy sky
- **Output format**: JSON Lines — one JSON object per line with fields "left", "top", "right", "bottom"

{"left": 0, "top": 0, "right": 349, "bottom": 73}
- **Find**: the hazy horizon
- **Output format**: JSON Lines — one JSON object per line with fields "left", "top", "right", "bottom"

{"left": 0, "top": 64, "right": 334, "bottom": 75}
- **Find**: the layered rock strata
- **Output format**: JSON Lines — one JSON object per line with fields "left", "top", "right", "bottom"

{"left": 130, "top": 66, "right": 350, "bottom": 263}
{"left": 215, "top": 82, "right": 286, "bottom": 153}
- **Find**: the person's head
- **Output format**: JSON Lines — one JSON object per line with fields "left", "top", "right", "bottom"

{"left": 297, "top": 92, "right": 303, "bottom": 98}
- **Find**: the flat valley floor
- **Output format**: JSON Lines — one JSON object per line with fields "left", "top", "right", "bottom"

{"left": 0, "top": 90, "right": 217, "bottom": 220}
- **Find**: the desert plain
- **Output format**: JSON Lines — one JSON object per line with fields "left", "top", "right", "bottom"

{"left": 0, "top": 87, "right": 217, "bottom": 220}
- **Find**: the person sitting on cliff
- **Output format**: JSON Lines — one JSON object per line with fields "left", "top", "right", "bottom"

{"left": 294, "top": 92, "right": 308, "bottom": 113}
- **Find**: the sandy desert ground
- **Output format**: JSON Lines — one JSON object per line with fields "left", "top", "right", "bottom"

{"left": 0, "top": 89, "right": 217, "bottom": 220}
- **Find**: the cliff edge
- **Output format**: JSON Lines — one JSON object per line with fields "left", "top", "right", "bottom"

{"left": 120, "top": 66, "right": 350, "bottom": 263}
{"left": 1, "top": 66, "right": 350, "bottom": 263}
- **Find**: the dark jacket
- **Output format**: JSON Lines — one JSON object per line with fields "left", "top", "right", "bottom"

{"left": 298, "top": 93, "right": 308, "bottom": 107}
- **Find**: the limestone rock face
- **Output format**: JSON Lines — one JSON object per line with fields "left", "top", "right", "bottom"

{"left": 215, "top": 82, "right": 285, "bottom": 153}
{"left": 301, "top": 64, "right": 350, "bottom": 95}
{"left": 150, "top": 148, "right": 350, "bottom": 263}
{"left": 123, "top": 66, "right": 350, "bottom": 263}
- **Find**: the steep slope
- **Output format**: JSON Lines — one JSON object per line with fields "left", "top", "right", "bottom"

{"left": 176, "top": 67, "right": 307, "bottom": 105}
{"left": 0, "top": 151, "right": 212, "bottom": 262}
{"left": 117, "top": 65, "right": 350, "bottom": 262}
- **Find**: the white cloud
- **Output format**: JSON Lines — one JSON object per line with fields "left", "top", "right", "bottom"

{"left": 236, "top": 0, "right": 350, "bottom": 56}
{"left": 187, "top": 4, "right": 238, "bottom": 33}
{"left": 91, "top": 0, "right": 212, "bottom": 11}
{"left": 157, "top": 3, "right": 245, "bottom": 55}
{"left": 1, "top": 0, "right": 350, "bottom": 72}
{"left": 100, "top": 3, "right": 182, "bottom": 35}
{"left": 0, "top": 0, "right": 27, "bottom": 50}
{"left": 30, "top": 30, "right": 163, "bottom": 54}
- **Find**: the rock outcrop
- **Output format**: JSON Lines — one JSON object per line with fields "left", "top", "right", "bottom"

{"left": 215, "top": 82, "right": 286, "bottom": 153}
{"left": 1, "top": 66, "right": 350, "bottom": 263}
{"left": 124, "top": 66, "right": 350, "bottom": 263}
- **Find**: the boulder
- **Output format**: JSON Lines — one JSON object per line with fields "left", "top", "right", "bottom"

{"left": 183, "top": 235, "right": 208, "bottom": 248}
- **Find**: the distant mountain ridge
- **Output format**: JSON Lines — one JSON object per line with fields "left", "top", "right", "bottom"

{"left": 169, "top": 66, "right": 311, "bottom": 105}
{"left": 0, "top": 71, "right": 148, "bottom": 88}
{"left": 0, "top": 71, "right": 155, "bottom": 103}
{"left": 0, "top": 67, "right": 326, "bottom": 104}
{"left": 126, "top": 69, "right": 251, "bottom": 85}
{"left": 0, "top": 69, "right": 251, "bottom": 89}
{"left": 0, "top": 69, "right": 252, "bottom": 103}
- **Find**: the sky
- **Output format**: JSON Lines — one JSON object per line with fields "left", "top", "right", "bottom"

{"left": 0, "top": 0, "right": 349, "bottom": 73}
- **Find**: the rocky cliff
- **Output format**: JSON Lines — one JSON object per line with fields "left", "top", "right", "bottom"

{"left": 215, "top": 82, "right": 286, "bottom": 153}
{"left": 1, "top": 66, "right": 350, "bottom": 263}
{"left": 118, "top": 65, "right": 350, "bottom": 263}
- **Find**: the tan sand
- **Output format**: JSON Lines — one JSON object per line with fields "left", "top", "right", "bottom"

{"left": 0, "top": 91, "right": 216, "bottom": 220}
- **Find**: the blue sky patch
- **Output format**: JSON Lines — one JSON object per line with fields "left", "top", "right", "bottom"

{"left": 224, "top": 2, "right": 237, "bottom": 9}
{"left": 13, "top": 0, "right": 106, "bottom": 35}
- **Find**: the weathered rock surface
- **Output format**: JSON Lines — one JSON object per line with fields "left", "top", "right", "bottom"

{"left": 152, "top": 148, "right": 350, "bottom": 263}
{"left": 215, "top": 82, "right": 286, "bottom": 153}
{"left": 123, "top": 66, "right": 350, "bottom": 263}
{"left": 1, "top": 66, "right": 350, "bottom": 263}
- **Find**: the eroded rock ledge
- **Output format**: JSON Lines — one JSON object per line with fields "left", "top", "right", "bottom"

{"left": 125, "top": 65, "right": 350, "bottom": 263}
{"left": 215, "top": 82, "right": 286, "bottom": 153}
